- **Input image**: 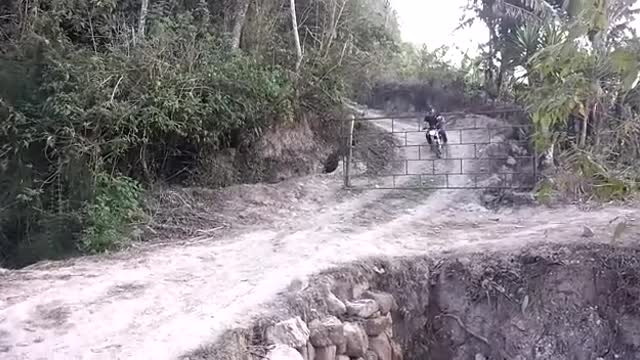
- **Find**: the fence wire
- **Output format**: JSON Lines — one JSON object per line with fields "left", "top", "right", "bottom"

{"left": 343, "top": 111, "right": 537, "bottom": 190}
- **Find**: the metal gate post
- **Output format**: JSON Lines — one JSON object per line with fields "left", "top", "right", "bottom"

{"left": 533, "top": 147, "right": 539, "bottom": 186}
{"left": 345, "top": 114, "right": 355, "bottom": 188}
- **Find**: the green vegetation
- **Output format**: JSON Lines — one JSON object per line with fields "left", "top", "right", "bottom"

{"left": 465, "top": 0, "right": 640, "bottom": 200}
{"left": 0, "top": 0, "right": 407, "bottom": 266}
{"left": 82, "top": 173, "right": 145, "bottom": 253}
{"left": 1, "top": 0, "right": 637, "bottom": 267}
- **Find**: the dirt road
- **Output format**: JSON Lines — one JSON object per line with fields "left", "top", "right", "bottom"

{"left": 0, "top": 110, "right": 637, "bottom": 360}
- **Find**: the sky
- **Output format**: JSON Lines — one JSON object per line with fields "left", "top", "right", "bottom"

{"left": 390, "top": 0, "right": 488, "bottom": 62}
{"left": 391, "top": 0, "right": 640, "bottom": 64}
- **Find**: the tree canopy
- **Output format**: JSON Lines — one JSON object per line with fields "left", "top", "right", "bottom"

{"left": 0, "top": 0, "right": 414, "bottom": 266}
{"left": 465, "top": 0, "right": 640, "bottom": 198}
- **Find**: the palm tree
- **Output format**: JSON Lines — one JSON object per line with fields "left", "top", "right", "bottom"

{"left": 520, "top": 0, "right": 640, "bottom": 152}
{"left": 463, "top": 0, "right": 563, "bottom": 98}
{"left": 465, "top": 0, "right": 640, "bottom": 170}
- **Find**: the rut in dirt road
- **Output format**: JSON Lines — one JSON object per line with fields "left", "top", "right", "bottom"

{"left": 0, "top": 110, "right": 634, "bottom": 360}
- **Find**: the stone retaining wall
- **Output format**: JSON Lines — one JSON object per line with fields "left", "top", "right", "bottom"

{"left": 265, "top": 287, "right": 402, "bottom": 360}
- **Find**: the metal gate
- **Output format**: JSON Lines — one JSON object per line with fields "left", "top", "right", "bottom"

{"left": 343, "top": 110, "right": 537, "bottom": 190}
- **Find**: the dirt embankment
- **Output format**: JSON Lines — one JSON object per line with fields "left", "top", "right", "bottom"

{"left": 143, "top": 114, "right": 395, "bottom": 242}
{"left": 193, "top": 118, "right": 333, "bottom": 188}
{"left": 195, "top": 242, "right": 640, "bottom": 360}
{"left": 190, "top": 108, "right": 394, "bottom": 191}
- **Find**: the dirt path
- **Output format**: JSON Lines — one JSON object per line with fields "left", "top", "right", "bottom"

{"left": 0, "top": 110, "right": 638, "bottom": 360}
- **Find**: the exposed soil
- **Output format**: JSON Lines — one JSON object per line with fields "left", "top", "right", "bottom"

{"left": 421, "top": 244, "right": 640, "bottom": 360}
{"left": 192, "top": 117, "right": 336, "bottom": 189}
{"left": 203, "top": 243, "right": 640, "bottom": 360}
{"left": 0, "top": 107, "right": 638, "bottom": 360}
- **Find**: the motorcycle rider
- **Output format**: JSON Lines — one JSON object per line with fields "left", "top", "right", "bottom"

{"left": 423, "top": 106, "right": 448, "bottom": 145}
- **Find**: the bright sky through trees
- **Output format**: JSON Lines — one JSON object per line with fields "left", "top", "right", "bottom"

{"left": 391, "top": 0, "right": 487, "bottom": 61}
{"left": 391, "top": 0, "right": 640, "bottom": 63}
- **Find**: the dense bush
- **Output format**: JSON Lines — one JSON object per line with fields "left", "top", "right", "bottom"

{"left": 466, "top": 0, "right": 640, "bottom": 200}
{"left": 0, "top": 11, "right": 298, "bottom": 266}
{"left": 81, "top": 174, "right": 145, "bottom": 253}
{"left": 0, "top": 0, "right": 404, "bottom": 267}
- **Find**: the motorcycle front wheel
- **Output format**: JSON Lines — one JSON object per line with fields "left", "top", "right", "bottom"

{"left": 431, "top": 143, "right": 442, "bottom": 159}
{"left": 435, "top": 145, "right": 442, "bottom": 159}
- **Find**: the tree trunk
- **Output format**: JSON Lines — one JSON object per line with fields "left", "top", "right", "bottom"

{"left": 593, "top": 102, "right": 602, "bottom": 149}
{"left": 290, "top": 0, "right": 302, "bottom": 72}
{"left": 496, "top": 59, "right": 506, "bottom": 99}
{"left": 541, "top": 142, "right": 555, "bottom": 169}
{"left": 138, "top": 0, "right": 149, "bottom": 40}
{"left": 579, "top": 116, "right": 588, "bottom": 148}
{"left": 585, "top": 25, "right": 605, "bottom": 148}
{"left": 230, "top": 0, "right": 251, "bottom": 50}
{"left": 383, "top": 0, "right": 391, "bottom": 29}
{"left": 323, "top": 0, "right": 346, "bottom": 58}
{"left": 323, "top": 0, "right": 337, "bottom": 54}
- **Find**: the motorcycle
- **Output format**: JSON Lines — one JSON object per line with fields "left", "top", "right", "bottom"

{"left": 426, "top": 128, "right": 443, "bottom": 159}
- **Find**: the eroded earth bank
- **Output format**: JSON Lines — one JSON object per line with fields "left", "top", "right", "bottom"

{"left": 204, "top": 243, "right": 640, "bottom": 360}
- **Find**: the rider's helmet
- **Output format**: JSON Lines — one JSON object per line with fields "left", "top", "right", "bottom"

{"left": 425, "top": 105, "right": 436, "bottom": 117}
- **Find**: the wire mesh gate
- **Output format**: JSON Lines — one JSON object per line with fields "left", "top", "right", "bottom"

{"left": 343, "top": 110, "right": 537, "bottom": 190}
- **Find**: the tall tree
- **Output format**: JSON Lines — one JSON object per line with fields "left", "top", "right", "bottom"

{"left": 464, "top": 0, "right": 563, "bottom": 98}
{"left": 230, "top": 0, "right": 251, "bottom": 49}
{"left": 138, "top": 0, "right": 149, "bottom": 40}
{"left": 290, "top": 0, "right": 303, "bottom": 72}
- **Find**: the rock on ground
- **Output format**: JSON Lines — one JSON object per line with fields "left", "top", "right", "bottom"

{"left": 309, "top": 316, "right": 345, "bottom": 347}
{"left": 266, "top": 317, "right": 310, "bottom": 348}
{"left": 364, "top": 314, "right": 392, "bottom": 336}
{"left": 298, "top": 342, "right": 315, "bottom": 360}
{"left": 322, "top": 283, "right": 347, "bottom": 316}
{"left": 352, "top": 282, "right": 370, "bottom": 298}
{"left": 344, "top": 322, "right": 369, "bottom": 357}
{"left": 362, "top": 291, "right": 396, "bottom": 315}
{"left": 314, "top": 345, "right": 337, "bottom": 360}
{"left": 266, "top": 345, "right": 304, "bottom": 360}
{"left": 364, "top": 350, "right": 379, "bottom": 360}
{"left": 337, "top": 338, "right": 347, "bottom": 355}
{"left": 346, "top": 299, "right": 379, "bottom": 318}
{"left": 369, "top": 334, "right": 392, "bottom": 360}
{"left": 503, "top": 191, "right": 535, "bottom": 206}
{"left": 391, "top": 340, "right": 403, "bottom": 360}
{"left": 582, "top": 226, "right": 595, "bottom": 238}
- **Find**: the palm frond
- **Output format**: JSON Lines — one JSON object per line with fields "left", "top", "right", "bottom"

{"left": 541, "top": 23, "right": 567, "bottom": 46}
{"left": 508, "top": 23, "right": 542, "bottom": 65}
